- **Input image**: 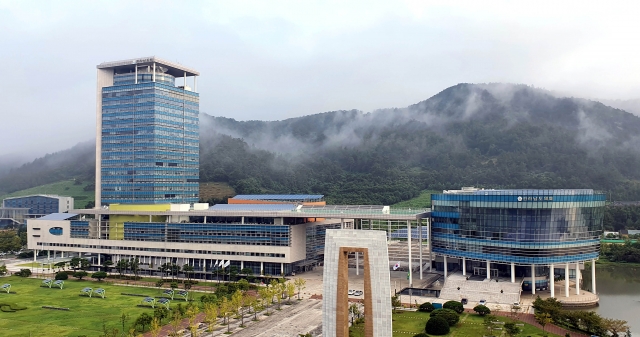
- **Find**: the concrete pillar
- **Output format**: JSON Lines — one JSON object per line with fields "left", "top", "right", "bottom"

{"left": 565, "top": 263, "right": 570, "bottom": 297}
{"left": 511, "top": 262, "right": 515, "bottom": 283}
{"left": 531, "top": 264, "right": 536, "bottom": 295}
{"left": 444, "top": 256, "right": 448, "bottom": 278}
{"left": 462, "top": 257, "right": 466, "bottom": 276}
{"left": 575, "top": 262, "right": 580, "bottom": 295}
{"left": 153, "top": 63, "right": 156, "bottom": 82}
{"left": 419, "top": 221, "right": 423, "bottom": 280}
{"left": 427, "top": 218, "right": 432, "bottom": 272}
{"left": 550, "top": 264, "right": 555, "bottom": 298}
{"left": 33, "top": 249, "right": 37, "bottom": 262}
{"left": 61, "top": 251, "right": 64, "bottom": 258}
{"left": 194, "top": 76, "right": 197, "bottom": 92}
{"left": 356, "top": 252, "right": 359, "bottom": 275}
{"left": 135, "top": 65, "right": 138, "bottom": 84}
{"left": 340, "top": 218, "right": 344, "bottom": 229}
{"left": 591, "top": 259, "right": 596, "bottom": 294}
{"left": 486, "top": 260, "right": 491, "bottom": 280}
{"left": 98, "top": 254, "right": 101, "bottom": 266}
{"left": 280, "top": 263, "right": 284, "bottom": 276}
{"left": 240, "top": 261, "right": 244, "bottom": 271}
{"left": 260, "top": 261, "right": 264, "bottom": 275}
{"left": 47, "top": 250, "right": 50, "bottom": 260}
{"left": 407, "top": 220, "right": 412, "bottom": 286}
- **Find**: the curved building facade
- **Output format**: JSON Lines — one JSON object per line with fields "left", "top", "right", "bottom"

{"left": 431, "top": 188, "right": 605, "bottom": 294}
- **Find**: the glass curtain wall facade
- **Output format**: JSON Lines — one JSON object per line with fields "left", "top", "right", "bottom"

{"left": 101, "top": 70, "right": 199, "bottom": 204}
{"left": 431, "top": 189, "right": 605, "bottom": 265}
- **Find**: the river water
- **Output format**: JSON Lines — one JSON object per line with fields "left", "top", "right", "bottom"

{"left": 582, "top": 264, "right": 640, "bottom": 336}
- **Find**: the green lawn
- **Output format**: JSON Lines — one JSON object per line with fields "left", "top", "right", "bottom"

{"left": 350, "top": 311, "right": 561, "bottom": 337}
{"left": 0, "top": 179, "right": 94, "bottom": 209}
{"left": 0, "top": 276, "right": 191, "bottom": 337}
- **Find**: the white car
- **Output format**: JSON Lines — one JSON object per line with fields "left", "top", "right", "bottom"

{"left": 354, "top": 291, "right": 363, "bottom": 296}
{"left": 479, "top": 299, "right": 487, "bottom": 306}
{"left": 348, "top": 290, "right": 355, "bottom": 295}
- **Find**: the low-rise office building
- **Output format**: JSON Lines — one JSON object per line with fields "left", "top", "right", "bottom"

{"left": 2, "top": 195, "right": 73, "bottom": 226}
{"left": 27, "top": 195, "right": 429, "bottom": 278}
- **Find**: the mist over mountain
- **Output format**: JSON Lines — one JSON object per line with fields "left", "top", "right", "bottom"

{"left": 3, "top": 83, "right": 640, "bottom": 204}
{"left": 597, "top": 98, "right": 640, "bottom": 117}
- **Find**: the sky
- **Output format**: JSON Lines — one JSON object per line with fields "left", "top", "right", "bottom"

{"left": 1, "top": 0, "right": 639, "bottom": 160}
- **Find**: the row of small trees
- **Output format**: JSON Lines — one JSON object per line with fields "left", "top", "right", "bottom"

{"left": 113, "top": 277, "right": 307, "bottom": 337}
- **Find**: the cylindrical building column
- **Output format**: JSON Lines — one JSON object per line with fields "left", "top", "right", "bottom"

{"left": 356, "top": 252, "right": 359, "bottom": 276}
{"left": 591, "top": 259, "right": 596, "bottom": 294}
{"left": 33, "top": 249, "right": 37, "bottom": 262}
{"left": 565, "top": 263, "right": 570, "bottom": 297}
{"left": 260, "top": 261, "right": 264, "bottom": 275}
{"left": 419, "top": 220, "right": 423, "bottom": 280}
{"left": 443, "top": 256, "right": 448, "bottom": 278}
{"left": 550, "top": 264, "right": 555, "bottom": 298}
{"left": 281, "top": 263, "right": 284, "bottom": 276}
{"left": 575, "top": 262, "right": 580, "bottom": 295}
{"left": 531, "top": 264, "right": 536, "bottom": 295}
{"left": 486, "top": 260, "right": 491, "bottom": 280}
{"left": 462, "top": 257, "right": 466, "bottom": 276}
{"left": 428, "top": 219, "right": 432, "bottom": 271}
{"left": 511, "top": 262, "right": 515, "bottom": 283}
{"left": 407, "top": 220, "right": 412, "bottom": 287}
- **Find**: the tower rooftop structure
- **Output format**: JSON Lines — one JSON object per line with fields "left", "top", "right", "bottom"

{"left": 97, "top": 56, "right": 199, "bottom": 77}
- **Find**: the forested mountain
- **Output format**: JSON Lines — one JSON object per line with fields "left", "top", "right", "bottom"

{"left": 3, "top": 83, "right": 640, "bottom": 206}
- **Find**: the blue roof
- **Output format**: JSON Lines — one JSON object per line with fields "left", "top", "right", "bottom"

{"left": 36, "top": 213, "right": 78, "bottom": 220}
{"left": 209, "top": 204, "right": 297, "bottom": 211}
{"left": 231, "top": 194, "right": 324, "bottom": 201}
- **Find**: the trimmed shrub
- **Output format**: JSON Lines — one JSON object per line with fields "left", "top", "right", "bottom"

{"left": 430, "top": 308, "right": 459, "bottom": 326}
{"left": 92, "top": 271, "right": 107, "bottom": 281}
{"left": 419, "top": 302, "right": 435, "bottom": 312}
{"left": 443, "top": 300, "right": 464, "bottom": 314}
{"left": 425, "top": 316, "right": 450, "bottom": 335}
{"left": 55, "top": 271, "right": 69, "bottom": 280}
{"left": 473, "top": 304, "right": 491, "bottom": 316}
{"left": 15, "top": 269, "right": 31, "bottom": 277}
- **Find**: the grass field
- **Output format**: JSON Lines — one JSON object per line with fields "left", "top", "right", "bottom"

{"left": 350, "top": 311, "right": 560, "bottom": 337}
{"left": 0, "top": 276, "right": 189, "bottom": 337}
{"left": 0, "top": 180, "right": 94, "bottom": 209}
{"left": 392, "top": 190, "right": 439, "bottom": 209}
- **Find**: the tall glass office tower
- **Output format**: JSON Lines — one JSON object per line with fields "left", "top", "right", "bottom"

{"left": 95, "top": 57, "right": 199, "bottom": 206}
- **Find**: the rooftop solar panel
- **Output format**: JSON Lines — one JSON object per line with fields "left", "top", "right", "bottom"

{"left": 36, "top": 213, "right": 78, "bottom": 221}
{"left": 209, "top": 204, "right": 297, "bottom": 212}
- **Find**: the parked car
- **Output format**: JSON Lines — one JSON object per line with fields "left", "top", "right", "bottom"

{"left": 479, "top": 299, "right": 487, "bottom": 306}
{"left": 348, "top": 289, "right": 355, "bottom": 295}
{"left": 461, "top": 298, "right": 468, "bottom": 305}
{"left": 354, "top": 290, "right": 363, "bottom": 296}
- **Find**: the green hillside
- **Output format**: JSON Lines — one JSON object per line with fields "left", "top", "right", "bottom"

{"left": 392, "top": 190, "right": 439, "bottom": 208}
{"left": 0, "top": 179, "right": 94, "bottom": 209}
